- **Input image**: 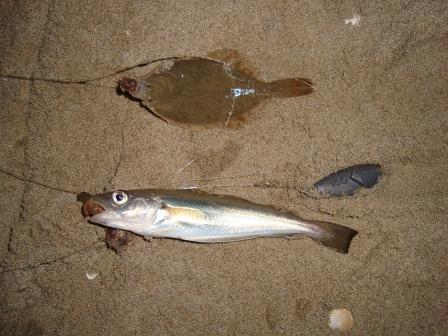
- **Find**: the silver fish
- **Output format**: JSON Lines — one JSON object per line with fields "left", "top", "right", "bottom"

{"left": 78, "top": 189, "right": 357, "bottom": 253}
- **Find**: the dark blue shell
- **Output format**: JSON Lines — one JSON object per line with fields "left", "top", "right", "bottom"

{"left": 314, "top": 164, "right": 382, "bottom": 197}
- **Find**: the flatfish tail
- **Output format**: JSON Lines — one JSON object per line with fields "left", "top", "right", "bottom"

{"left": 265, "top": 78, "right": 313, "bottom": 98}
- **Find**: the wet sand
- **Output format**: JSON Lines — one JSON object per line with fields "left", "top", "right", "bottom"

{"left": 1, "top": 1, "right": 447, "bottom": 335}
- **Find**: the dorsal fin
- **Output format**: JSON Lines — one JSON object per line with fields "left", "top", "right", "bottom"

{"left": 206, "top": 49, "right": 257, "bottom": 77}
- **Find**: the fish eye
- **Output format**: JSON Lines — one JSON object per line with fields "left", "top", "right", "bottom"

{"left": 112, "top": 191, "right": 128, "bottom": 205}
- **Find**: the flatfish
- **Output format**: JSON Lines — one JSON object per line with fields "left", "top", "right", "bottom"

{"left": 119, "top": 49, "right": 313, "bottom": 127}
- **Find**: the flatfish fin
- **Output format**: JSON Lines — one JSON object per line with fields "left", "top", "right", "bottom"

{"left": 206, "top": 48, "right": 258, "bottom": 77}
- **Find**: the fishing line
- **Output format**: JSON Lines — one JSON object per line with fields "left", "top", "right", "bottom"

{"left": 0, "top": 56, "right": 182, "bottom": 89}
{"left": 0, "top": 168, "right": 79, "bottom": 195}
{"left": 296, "top": 78, "right": 330, "bottom": 115}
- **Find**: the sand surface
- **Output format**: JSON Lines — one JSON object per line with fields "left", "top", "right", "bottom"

{"left": 1, "top": 1, "right": 447, "bottom": 335}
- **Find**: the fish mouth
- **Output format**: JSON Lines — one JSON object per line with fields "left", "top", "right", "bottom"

{"left": 78, "top": 192, "right": 105, "bottom": 218}
{"left": 118, "top": 78, "right": 138, "bottom": 94}
{"left": 82, "top": 201, "right": 105, "bottom": 218}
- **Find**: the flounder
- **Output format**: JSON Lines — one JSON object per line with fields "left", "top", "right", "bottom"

{"left": 119, "top": 49, "right": 313, "bottom": 127}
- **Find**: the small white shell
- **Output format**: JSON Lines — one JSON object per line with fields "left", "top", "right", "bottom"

{"left": 86, "top": 272, "right": 99, "bottom": 280}
{"left": 329, "top": 308, "right": 354, "bottom": 331}
{"left": 344, "top": 14, "right": 361, "bottom": 26}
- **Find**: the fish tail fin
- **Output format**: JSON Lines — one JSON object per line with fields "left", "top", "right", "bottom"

{"left": 307, "top": 221, "right": 358, "bottom": 254}
{"left": 265, "top": 78, "right": 314, "bottom": 98}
